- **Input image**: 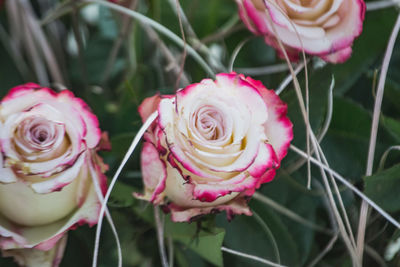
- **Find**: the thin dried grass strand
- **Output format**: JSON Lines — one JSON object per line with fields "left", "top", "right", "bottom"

{"left": 221, "top": 247, "right": 287, "bottom": 267}
{"left": 318, "top": 77, "right": 335, "bottom": 142}
{"left": 253, "top": 211, "right": 281, "bottom": 264}
{"left": 235, "top": 63, "right": 289, "bottom": 76}
{"left": 275, "top": 62, "right": 305, "bottom": 95}
{"left": 378, "top": 145, "right": 400, "bottom": 171}
{"left": 87, "top": 154, "right": 122, "bottom": 267}
{"left": 102, "top": 0, "right": 138, "bottom": 84}
{"left": 356, "top": 12, "right": 400, "bottom": 264}
{"left": 307, "top": 232, "right": 339, "bottom": 267}
{"left": 287, "top": 77, "right": 334, "bottom": 174}
{"left": 261, "top": 0, "right": 312, "bottom": 190}
{"left": 15, "top": 1, "right": 49, "bottom": 85}
{"left": 144, "top": 25, "right": 190, "bottom": 86}
{"left": 315, "top": 140, "right": 357, "bottom": 249}
{"left": 367, "top": 0, "right": 400, "bottom": 11}
{"left": 20, "top": 0, "right": 65, "bottom": 84}
{"left": 229, "top": 37, "right": 254, "bottom": 72}
{"left": 261, "top": 1, "right": 357, "bottom": 262}
{"left": 166, "top": 0, "right": 197, "bottom": 38}
{"left": 173, "top": 0, "right": 188, "bottom": 90}
{"left": 154, "top": 206, "right": 169, "bottom": 267}
{"left": 92, "top": 111, "right": 158, "bottom": 267}
{"left": 365, "top": 245, "right": 388, "bottom": 267}
{"left": 290, "top": 144, "right": 400, "bottom": 230}
{"left": 253, "top": 192, "right": 332, "bottom": 234}
{"left": 167, "top": 235, "right": 174, "bottom": 267}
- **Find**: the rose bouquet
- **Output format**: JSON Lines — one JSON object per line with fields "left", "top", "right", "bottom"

{"left": 0, "top": 0, "right": 399, "bottom": 266}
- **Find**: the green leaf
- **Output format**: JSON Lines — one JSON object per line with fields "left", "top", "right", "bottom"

{"left": 322, "top": 97, "right": 395, "bottom": 180}
{"left": 218, "top": 209, "right": 299, "bottom": 267}
{"left": 109, "top": 182, "right": 137, "bottom": 207}
{"left": 333, "top": 8, "right": 397, "bottom": 95}
{"left": 329, "top": 97, "right": 371, "bottom": 138}
{"left": 282, "top": 66, "right": 333, "bottom": 162}
{"left": 382, "top": 115, "right": 400, "bottom": 142}
{"left": 364, "top": 163, "right": 400, "bottom": 212}
{"left": 384, "top": 78, "right": 400, "bottom": 114}
{"left": 258, "top": 174, "right": 321, "bottom": 265}
{"left": 166, "top": 219, "right": 225, "bottom": 266}
{"left": 132, "top": 202, "right": 154, "bottom": 223}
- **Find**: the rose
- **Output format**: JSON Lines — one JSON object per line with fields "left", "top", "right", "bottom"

{"left": 236, "top": 0, "right": 366, "bottom": 63}
{"left": 135, "top": 73, "right": 293, "bottom": 222}
{"left": 0, "top": 83, "right": 108, "bottom": 266}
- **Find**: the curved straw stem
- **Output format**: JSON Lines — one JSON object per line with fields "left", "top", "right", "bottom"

{"left": 253, "top": 211, "right": 281, "bottom": 264}
{"left": 235, "top": 63, "right": 289, "bottom": 76}
{"left": 221, "top": 246, "right": 287, "bottom": 267}
{"left": 253, "top": 193, "right": 332, "bottom": 234}
{"left": 356, "top": 12, "right": 400, "bottom": 264}
{"left": 290, "top": 144, "right": 400, "bottom": 230}
{"left": 172, "top": 0, "right": 188, "bottom": 90}
{"left": 229, "top": 37, "right": 255, "bottom": 72}
{"left": 261, "top": 0, "right": 358, "bottom": 264}
{"left": 92, "top": 112, "right": 158, "bottom": 267}
{"left": 367, "top": 0, "right": 400, "bottom": 11}
{"left": 154, "top": 206, "right": 169, "bottom": 267}
{"left": 275, "top": 62, "right": 306, "bottom": 95}
{"left": 307, "top": 232, "right": 339, "bottom": 267}
{"left": 378, "top": 145, "right": 400, "bottom": 171}
{"left": 87, "top": 153, "right": 122, "bottom": 267}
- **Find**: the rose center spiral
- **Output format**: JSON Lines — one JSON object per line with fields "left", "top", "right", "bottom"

{"left": 194, "top": 106, "right": 226, "bottom": 141}
{"left": 32, "top": 126, "right": 49, "bottom": 143}
{"left": 16, "top": 116, "right": 65, "bottom": 151}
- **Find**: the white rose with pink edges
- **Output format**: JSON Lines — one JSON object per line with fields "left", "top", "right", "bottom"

{"left": 236, "top": 0, "right": 366, "bottom": 63}
{"left": 136, "top": 73, "right": 293, "bottom": 222}
{"left": 0, "top": 83, "right": 108, "bottom": 267}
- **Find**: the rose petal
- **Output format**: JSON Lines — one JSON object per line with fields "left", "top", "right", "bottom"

{"left": 57, "top": 90, "right": 101, "bottom": 149}
{"left": 0, "top": 154, "right": 17, "bottom": 183}
{"left": 168, "top": 197, "right": 252, "bottom": 222}
{"left": 0, "top": 180, "right": 101, "bottom": 250}
{"left": 138, "top": 94, "right": 162, "bottom": 122}
{"left": 1, "top": 235, "right": 67, "bottom": 267}
{"left": 247, "top": 142, "right": 278, "bottom": 178}
{"left": 163, "top": 163, "right": 239, "bottom": 206}
{"left": 244, "top": 75, "right": 293, "bottom": 161}
{"left": 30, "top": 153, "right": 86, "bottom": 194}
{"left": 320, "top": 46, "right": 352, "bottom": 63}
{"left": 135, "top": 142, "right": 167, "bottom": 204}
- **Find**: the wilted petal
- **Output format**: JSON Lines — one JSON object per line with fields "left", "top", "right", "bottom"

{"left": 168, "top": 197, "right": 252, "bottom": 222}
{"left": 1, "top": 235, "right": 67, "bottom": 267}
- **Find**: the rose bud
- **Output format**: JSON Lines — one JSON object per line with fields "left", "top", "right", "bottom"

{"left": 135, "top": 73, "right": 293, "bottom": 222}
{"left": 0, "top": 83, "right": 108, "bottom": 266}
{"left": 236, "top": 0, "right": 366, "bottom": 63}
